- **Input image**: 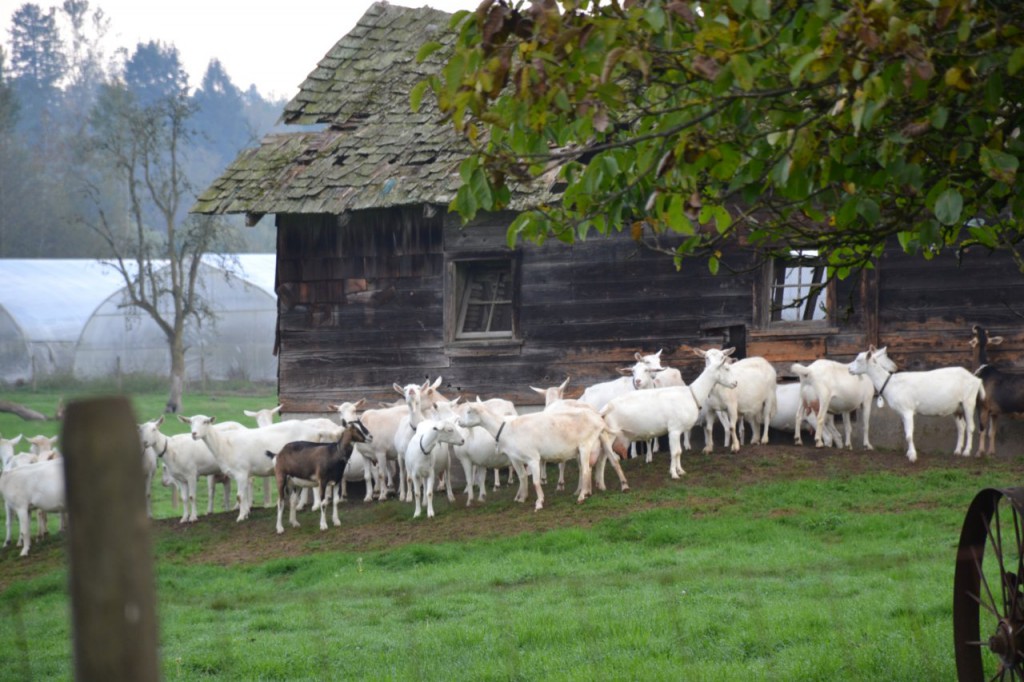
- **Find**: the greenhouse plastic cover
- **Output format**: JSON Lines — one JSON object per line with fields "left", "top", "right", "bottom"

{"left": 0, "top": 255, "right": 277, "bottom": 383}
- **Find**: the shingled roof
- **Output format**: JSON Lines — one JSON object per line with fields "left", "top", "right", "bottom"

{"left": 193, "top": 2, "right": 554, "bottom": 218}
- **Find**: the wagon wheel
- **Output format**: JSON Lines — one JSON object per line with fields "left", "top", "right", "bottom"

{"left": 954, "top": 487, "right": 1024, "bottom": 680}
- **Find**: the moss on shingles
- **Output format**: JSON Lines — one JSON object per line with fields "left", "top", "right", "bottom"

{"left": 192, "top": 2, "right": 555, "bottom": 219}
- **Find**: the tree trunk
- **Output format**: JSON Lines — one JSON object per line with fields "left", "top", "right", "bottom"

{"left": 166, "top": 335, "right": 186, "bottom": 414}
{"left": 0, "top": 400, "right": 48, "bottom": 421}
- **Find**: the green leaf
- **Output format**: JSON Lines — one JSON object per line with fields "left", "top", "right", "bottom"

{"left": 708, "top": 255, "right": 720, "bottom": 275}
{"left": 789, "top": 51, "right": 819, "bottom": 85}
{"left": 751, "top": 0, "right": 771, "bottom": 20}
{"left": 934, "top": 188, "right": 963, "bottom": 226}
{"left": 980, "top": 147, "right": 1019, "bottom": 184}
{"left": 729, "top": 0, "right": 749, "bottom": 14}
{"left": 1010, "top": 47, "right": 1024, "bottom": 76}
{"left": 409, "top": 80, "right": 429, "bottom": 113}
{"left": 856, "top": 197, "right": 880, "bottom": 225}
{"left": 968, "top": 222, "right": 998, "bottom": 248}
{"left": 416, "top": 41, "right": 444, "bottom": 64}
{"left": 730, "top": 54, "right": 754, "bottom": 91}
{"left": 665, "top": 195, "right": 694, "bottom": 234}
{"left": 896, "top": 230, "right": 914, "bottom": 251}
{"left": 469, "top": 167, "right": 493, "bottom": 209}
{"left": 644, "top": 6, "right": 666, "bottom": 31}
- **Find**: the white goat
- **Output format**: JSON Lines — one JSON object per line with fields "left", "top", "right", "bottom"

{"left": 330, "top": 399, "right": 406, "bottom": 501}
{"left": 634, "top": 351, "right": 686, "bottom": 460}
{"left": 185, "top": 416, "right": 341, "bottom": 521}
{"left": 791, "top": 359, "right": 874, "bottom": 450}
{"left": 579, "top": 359, "right": 658, "bottom": 411}
{"left": 701, "top": 354, "right": 777, "bottom": 453}
{"left": 26, "top": 434, "right": 58, "bottom": 456}
{"left": 0, "top": 458, "right": 65, "bottom": 556}
{"left": 244, "top": 404, "right": 282, "bottom": 507}
{"left": 457, "top": 401, "right": 619, "bottom": 511}
{"left": 639, "top": 350, "right": 685, "bottom": 388}
{"left": 331, "top": 401, "right": 384, "bottom": 500}
{"left": 393, "top": 377, "right": 448, "bottom": 502}
{"left": 142, "top": 444, "right": 158, "bottom": 518}
{"left": 601, "top": 347, "right": 737, "bottom": 479}
{"left": 435, "top": 399, "right": 516, "bottom": 506}
{"left": 1, "top": 434, "right": 25, "bottom": 548}
{"left": 847, "top": 345, "right": 984, "bottom": 462}
{"left": 529, "top": 378, "right": 629, "bottom": 495}
{"left": 763, "top": 382, "right": 841, "bottom": 446}
{"left": 140, "top": 417, "right": 236, "bottom": 523}
{"left": 403, "top": 416, "right": 464, "bottom": 518}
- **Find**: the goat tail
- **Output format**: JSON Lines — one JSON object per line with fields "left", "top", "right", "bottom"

{"left": 790, "top": 363, "right": 810, "bottom": 377}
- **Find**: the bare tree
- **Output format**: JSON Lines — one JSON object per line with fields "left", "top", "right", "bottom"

{"left": 78, "top": 41, "right": 236, "bottom": 412}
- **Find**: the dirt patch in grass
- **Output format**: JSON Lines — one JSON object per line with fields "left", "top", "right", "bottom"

{"left": 153, "top": 443, "right": 1019, "bottom": 566}
{"left": 1, "top": 442, "right": 1020, "bottom": 585}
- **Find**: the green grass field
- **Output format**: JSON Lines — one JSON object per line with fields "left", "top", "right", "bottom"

{"left": 0, "top": 384, "right": 1022, "bottom": 680}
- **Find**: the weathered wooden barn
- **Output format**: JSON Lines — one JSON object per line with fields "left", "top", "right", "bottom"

{"left": 195, "top": 2, "right": 1024, "bottom": 419}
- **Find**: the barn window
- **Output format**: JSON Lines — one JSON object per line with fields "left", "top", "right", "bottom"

{"left": 764, "top": 250, "right": 831, "bottom": 326}
{"left": 455, "top": 261, "right": 513, "bottom": 339}
{"left": 446, "top": 255, "right": 519, "bottom": 344}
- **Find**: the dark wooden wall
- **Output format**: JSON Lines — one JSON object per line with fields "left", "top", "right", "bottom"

{"left": 874, "top": 244, "right": 1024, "bottom": 371}
{"left": 274, "top": 208, "right": 1024, "bottom": 413}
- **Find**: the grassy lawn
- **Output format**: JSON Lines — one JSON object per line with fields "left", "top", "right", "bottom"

{"left": 1, "top": 383, "right": 1021, "bottom": 682}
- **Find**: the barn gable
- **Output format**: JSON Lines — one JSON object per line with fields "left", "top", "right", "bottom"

{"left": 195, "top": 3, "right": 1024, "bottom": 415}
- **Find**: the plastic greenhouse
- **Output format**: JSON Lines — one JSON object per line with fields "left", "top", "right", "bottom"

{"left": 0, "top": 255, "right": 277, "bottom": 385}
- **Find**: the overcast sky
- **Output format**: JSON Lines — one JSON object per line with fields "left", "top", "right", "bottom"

{"left": 2, "top": 0, "right": 477, "bottom": 99}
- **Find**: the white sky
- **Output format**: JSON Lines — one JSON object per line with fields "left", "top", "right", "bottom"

{"left": 2, "top": 0, "right": 477, "bottom": 100}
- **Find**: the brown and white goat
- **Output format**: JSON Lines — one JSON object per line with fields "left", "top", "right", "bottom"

{"left": 268, "top": 420, "right": 372, "bottom": 534}
{"left": 970, "top": 324, "right": 1024, "bottom": 456}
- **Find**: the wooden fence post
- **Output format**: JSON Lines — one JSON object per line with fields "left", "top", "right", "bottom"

{"left": 61, "top": 396, "right": 159, "bottom": 682}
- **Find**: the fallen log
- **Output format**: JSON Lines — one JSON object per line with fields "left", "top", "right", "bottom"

{"left": 0, "top": 400, "right": 48, "bottom": 421}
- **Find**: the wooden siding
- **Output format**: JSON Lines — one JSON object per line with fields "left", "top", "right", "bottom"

{"left": 274, "top": 208, "right": 1024, "bottom": 414}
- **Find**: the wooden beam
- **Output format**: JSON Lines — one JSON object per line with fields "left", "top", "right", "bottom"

{"left": 0, "top": 400, "right": 47, "bottom": 421}
{"left": 61, "top": 397, "right": 159, "bottom": 682}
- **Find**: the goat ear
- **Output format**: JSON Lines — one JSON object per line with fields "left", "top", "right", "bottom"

{"left": 692, "top": 347, "right": 707, "bottom": 357}
{"left": 176, "top": 414, "right": 190, "bottom": 424}
{"left": 722, "top": 347, "right": 736, "bottom": 357}
{"left": 11, "top": 434, "right": 22, "bottom": 445}
{"left": 868, "top": 344, "right": 877, "bottom": 352}
{"left": 530, "top": 386, "right": 545, "bottom": 395}
{"left": 635, "top": 352, "right": 644, "bottom": 362}
{"left": 991, "top": 336, "right": 1005, "bottom": 345}
{"left": 969, "top": 338, "right": 978, "bottom": 348}
{"left": 210, "top": 416, "right": 217, "bottom": 424}
{"left": 430, "top": 376, "right": 443, "bottom": 390}
{"left": 156, "top": 416, "right": 164, "bottom": 427}
{"left": 559, "top": 376, "right": 571, "bottom": 391}
{"left": 393, "top": 383, "right": 405, "bottom": 396}
{"left": 617, "top": 367, "right": 634, "bottom": 375}
{"left": 272, "top": 405, "right": 282, "bottom": 414}
{"left": 243, "top": 409, "right": 256, "bottom": 417}
{"left": 353, "top": 398, "right": 367, "bottom": 410}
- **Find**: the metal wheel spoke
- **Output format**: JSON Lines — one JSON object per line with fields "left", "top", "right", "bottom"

{"left": 975, "top": 542, "right": 1005, "bottom": 621}
{"left": 985, "top": 506, "right": 1011, "bottom": 615}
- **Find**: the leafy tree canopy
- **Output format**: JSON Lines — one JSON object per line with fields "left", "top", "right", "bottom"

{"left": 422, "top": 0, "right": 1024, "bottom": 277}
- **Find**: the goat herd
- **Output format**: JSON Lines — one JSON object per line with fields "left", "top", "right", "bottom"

{"left": 0, "top": 325, "right": 1014, "bottom": 557}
